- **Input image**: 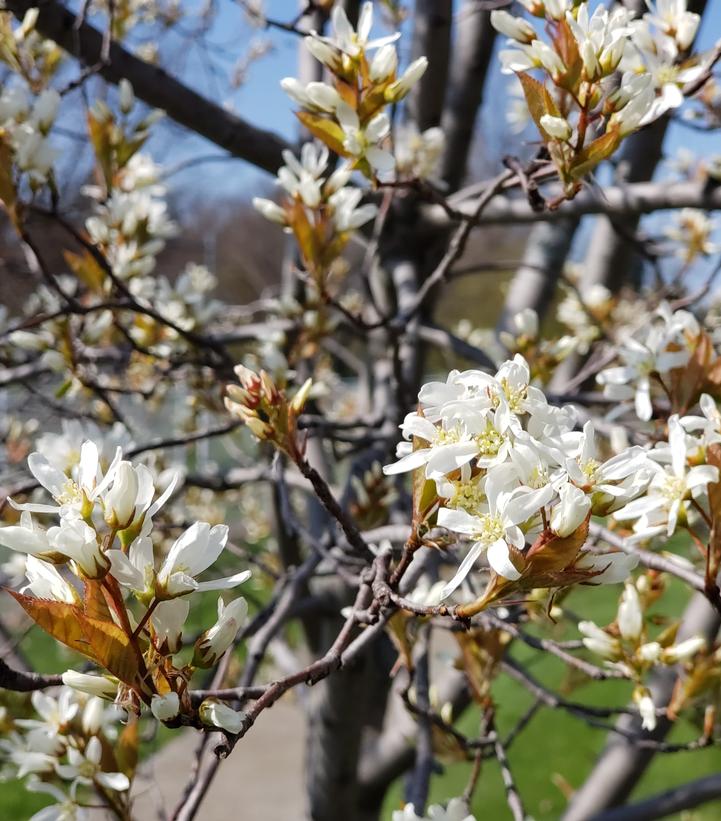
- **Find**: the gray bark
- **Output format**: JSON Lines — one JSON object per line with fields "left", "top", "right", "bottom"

{"left": 425, "top": 179, "right": 721, "bottom": 228}
{"left": 589, "top": 772, "right": 721, "bottom": 821}
{"left": 439, "top": 1, "right": 496, "bottom": 191}
{"left": 496, "top": 218, "right": 577, "bottom": 335}
{"left": 407, "top": 0, "right": 453, "bottom": 131}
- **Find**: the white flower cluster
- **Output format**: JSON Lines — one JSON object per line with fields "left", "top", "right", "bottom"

{"left": 253, "top": 143, "right": 377, "bottom": 232}
{"left": 84, "top": 150, "right": 177, "bottom": 281}
{"left": 384, "top": 353, "right": 720, "bottom": 598}
{"left": 664, "top": 208, "right": 719, "bottom": 263}
{"left": 0, "top": 9, "right": 64, "bottom": 188}
{"left": 384, "top": 356, "right": 642, "bottom": 596}
{"left": 580, "top": 579, "right": 706, "bottom": 730}
{"left": 281, "top": 2, "right": 427, "bottom": 177}
{"left": 0, "top": 82, "right": 59, "bottom": 186}
{"left": 0, "top": 440, "right": 250, "bottom": 724}
{"left": 394, "top": 124, "right": 446, "bottom": 183}
{"left": 493, "top": 0, "right": 703, "bottom": 179}
{"left": 0, "top": 687, "right": 128, "bottom": 820}
{"left": 597, "top": 302, "right": 700, "bottom": 421}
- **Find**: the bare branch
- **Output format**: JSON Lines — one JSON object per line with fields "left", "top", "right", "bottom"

{"left": 5, "top": 0, "right": 291, "bottom": 173}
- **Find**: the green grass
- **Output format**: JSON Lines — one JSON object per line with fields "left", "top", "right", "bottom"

{"left": 383, "top": 578, "right": 721, "bottom": 820}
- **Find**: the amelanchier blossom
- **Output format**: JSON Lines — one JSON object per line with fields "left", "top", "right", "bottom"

{"left": 491, "top": 0, "right": 705, "bottom": 194}
{"left": 0, "top": 685, "right": 129, "bottom": 819}
{"left": 0, "top": 441, "right": 251, "bottom": 737}
{"left": 580, "top": 579, "right": 707, "bottom": 730}
{"left": 597, "top": 302, "right": 700, "bottom": 421}
{"left": 384, "top": 348, "right": 721, "bottom": 607}
{"left": 280, "top": 1, "right": 427, "bottom": 180}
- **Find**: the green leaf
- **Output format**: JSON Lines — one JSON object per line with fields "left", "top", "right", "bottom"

{"left": 569, "top": 130, "right": 621, "bottom": 180}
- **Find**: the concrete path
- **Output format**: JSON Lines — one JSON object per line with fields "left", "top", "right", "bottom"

{"left": 131, "top": 699, "right": 306, "bottom": 820}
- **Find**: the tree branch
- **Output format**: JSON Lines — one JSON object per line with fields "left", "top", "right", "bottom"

{"left": 5, "top": 0, "right": 291, "bottom": 173}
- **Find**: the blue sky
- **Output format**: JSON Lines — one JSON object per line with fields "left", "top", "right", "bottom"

{"left": 138, "top": 0, "right": 721, "bottom": 203}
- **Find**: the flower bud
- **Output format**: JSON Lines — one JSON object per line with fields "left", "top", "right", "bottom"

{"left": 105, "top": 461, "right": 139, "bottom": 529}
{"left": 62, "top": 670, "right": 118, "bottom": 700}
{"left": 280, "top": 77, "right": 309, "bottom": 106}
{"left": 617, "top": 583, "right": 643, "bottom": 642}
{"left": 370, "top": 44, "right": 398, "bottom": 81}
{"left": 199, "top": 698, "right": 244, "bottom": 734}
{"left": 662, "top": 636, "right": 705, "bottom": 664}
{"left": 385, "top": 57, "right": 428, "bottom": 102}
{"left": 151, "top": 692, "right": 180, "bottom": 722}
{"left": 252, "top": 197, "right": 287, "bottom": 225}
{"left": 513, "top": 308, "right": 539, "bottom": 339}
{"left": 290, "top": 378, "right": 313, "bottom": 415}
{"left": 637, "top": 641, "right": 661, "bottom": 663}
{"left": 82, "top": 697, "right": 105, "bottom": 735}
{"left": 119, "top": 80, "right": 135, "bottom": 114}
{"left": 33, "top": 89, "right": 60, "bottom": 132}
{"left": 550, "top": 483, "right": 590, "bottom": 537}
{"left": 578, "top": 620, "right": 619, "bottom": 659}
{"left": 304, "top": 36, "right": 341, "bottom": 71}
{"left": 193, "top": 596, "right": 248, "bottom": 668}
{"left": 490, "top": 10, "right": 536, "bottom": 43}
{"left": 634, "top": 688, "right": 657, "bottom": 731}
{"left": 540, "top": 114, "right": 572, "bottom": 142}
{"left": 305, "top": 82, "right": 343, "bottom": 112}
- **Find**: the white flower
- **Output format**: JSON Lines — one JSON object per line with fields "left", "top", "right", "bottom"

{"left": 565, "top": 421, "right": 652, "bottom": 513}
{"left": 550, "top": 482, "right": 590, "bottom": 537}
{"left": 27, "top": 780, "right": 87, "bottom": 821}
{"left": 304, "top": 1, "right": 399, "bottom": 70}
{"left": 276, "top": 144, "right": 329, "bottom": 208}
{"left": 613, "top": 415, "right": 718, "bottom": 538}
{"left": 21, "top": 555, "right": 78, "bottom": 603}
{"left": 438, "top": 470, "right": 554, "bottom": 592}
{"left": 394, "top": 124, "right": 445, "bottom": 181}
{"left": 56, "top": 735, "right": 129, "bottom": 792}
{"left": 17, "top": 690, "right": 79, "bottom": 738}
{"left": 645, "top": 0, "right": 700, "bottom": 50}
{"left": 597, "top": 305, "right": 698, "bottom": 421}
{"left": 193, "top": 596, "right": 248, "bottom": 667}
{"left": 156, "top": 522, "right": 250, "bottom": 597}
{"left": 151, "top": 692, "right": 180, "bottom": 721}
{"left": 617, "top": 583, "right": 643, "bottom": 642}
{"left": 335, "top": 102, "right": 394, "bottom": 174}
{"left": 199, "top": 698, "right": 244, "bottom": 734}
{"left": 328, "top": 187, "right": 378, "bottom": 231}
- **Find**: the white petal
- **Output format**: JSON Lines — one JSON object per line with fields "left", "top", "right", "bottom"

{"left": 487, "top": 538, "right": 521, "bottom": 580}
{"left": 440, "top": 540, "right": 485, "bottom": 599}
